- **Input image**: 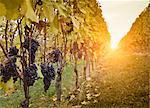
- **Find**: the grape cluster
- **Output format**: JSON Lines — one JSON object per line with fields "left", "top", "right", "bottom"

{"left": 8, "top": 46, "right": 19, "bottom": 62}
{"left": 8, "top": 46, "right": 19, "bottom": 56}
{"left": 24, "top": 64, "right": 38, "bottom": 86}
{"left": 23, "top": 38, "right": 39, "bottom": 64}
{"left": 40, "top": 63, "right": 55, "bottom": 92}
{"left": 0, "top": 46, "right": 19, "bottom": 83}
{"left": 0, "top": 64, "right": 3, "bottom": 75}
{"left": 50, "top": 49, "right": 62, "bottom": 63}
{"left": 0, "top": 61, "right": 18, "bottom": 83}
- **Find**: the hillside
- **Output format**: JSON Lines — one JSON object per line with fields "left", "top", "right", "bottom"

{"left": 119, "top": 5, "right": 150, "bottom": 54}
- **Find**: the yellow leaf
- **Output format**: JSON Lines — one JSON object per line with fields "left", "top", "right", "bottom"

{"left": 20, "top": 0, "right": 27, "bottom": 16}
{"left": 55, "top": 3, "right": 67, "bottom": 17}
{"left": 43, "top": 4, "right": 55, "bottom": 22}
{"left": 71, "top": 16, "right": 80, "bottom": 29}
{"left": 49, "top": 23, "right": 59, "bottom": 35}
{"left": 0, "top": 3, "right": 6, "bottom": 16}
{"left": 25, "top": 0, "right": 38, "bottom": 22}
{"left": 0, "top": 0, "right": 22, "bottom": 20}
{"left": 53, "top": 15, "right": 59, "bottom": 29}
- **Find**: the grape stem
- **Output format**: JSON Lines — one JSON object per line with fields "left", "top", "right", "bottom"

{"left": 43, "top": 19, "right": 47, "bottom": 63}
{"left": 17, "top": 19, "right": 30, "bottom": 108}
{"left": 0, "top": 42, "right": 8, "bottom": 58}
{"left": 4, "top": 20, "right": 9, "bottom": 53}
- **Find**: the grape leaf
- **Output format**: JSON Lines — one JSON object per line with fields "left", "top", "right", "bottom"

{"left": 53, "top": 15, "right": 59, "bottom": 30}
{"left": 54, "top": 3, "right": 67, "bottom": 17}
{"left": 43, "top": 4, "right": 55, "bottom": 22}
{"left": 49, "top": 15, "right": 59, "bottom": 35}
{"left": 0, "top": 0, "right": 22, "bottom": 20}
{"left": 25, "top": 0, "right": 38, "bottom": 22}
{"left": 71, "top": 16, "right": 80, "bottom": 29}
{"left": 0, "top": 3, "right": 6, "bottom": 16}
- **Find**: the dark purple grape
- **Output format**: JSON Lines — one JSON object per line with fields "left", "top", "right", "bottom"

{"left": 24, "top": 64, "right": 38, "bottom": 86}
{"left": 0, "top": 45, "right": 19, "bottom": 83}
{"left": 50, "top": 49, "right": 62, "bottom": 63}
{"left": 8, "top": 46, "right": 19, "bottom": 56}
{"left": 40, "top": 63, "right": 55, "bottom": 92}
{"left": 22, "top": 38, "right": 39, "bottom": 63}
{"left": 43, "top": 77, "right": 51, "bottom": 92}
{"left": 1, "top": 66, "right": 11, "bottom": 83}
{"left": 31, "top": 54, "right": 35, "bottom": 64}
{"left": 0, "top": 61, "right": 18, "bottom": 83}
{"left": 23, "top": 38, "right": 39, "bottom": 53}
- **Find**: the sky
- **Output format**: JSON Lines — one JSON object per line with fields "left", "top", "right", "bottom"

{"left": 97, "top": 0, "right": 149, "bottom": 49}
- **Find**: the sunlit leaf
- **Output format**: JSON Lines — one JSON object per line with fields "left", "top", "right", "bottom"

{"left": 55, "top": 3, "right": 67, "bottom": 17}
{"left": 71, "top": 16, "right": 80, "bottom": 29}
{"left": 20, "top": 0, "right": 27, "bottom": 16}
{"left": 53, "top": 15, "right": 59, "bottom": 30}
{"left": 48, "top": 15, "right": 59, "bottom": 35}
{"left": 0, "top": 0, "right": 22, "bottom": 20}
{"left": 25, "top": 0, "right": 38, "bottom": 22}
{"left": 0, "top": 3, "right": 6, "bottom": 16}
{"left": 43, "top": 4, "right": 55, "bottom": 22}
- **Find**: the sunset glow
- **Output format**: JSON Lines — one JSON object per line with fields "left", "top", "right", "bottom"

{"left": 98, "top": 0, "right": 149, "bottom": 49}
{"left": 111, "top": 42, "right": 118, "bottom": 50}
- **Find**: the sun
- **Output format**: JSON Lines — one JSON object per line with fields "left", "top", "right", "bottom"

{"left": 110, "top": 34, "right": 122, "bottom": 50}
{"left": 111, "top": 40, "right": 119, "bottom": 50}
{"left": 111, "top": 44, "right": 117, "bottom": 50}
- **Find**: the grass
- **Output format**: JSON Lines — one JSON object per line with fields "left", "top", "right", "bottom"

{"left": 0, "top": 63, "right": 74, "bottom": 108}
{"left": 77, "top": 52, "right": 150, "bottom": 108}
{"left": 0, "top": 52, "right": 149, "bottom": 108}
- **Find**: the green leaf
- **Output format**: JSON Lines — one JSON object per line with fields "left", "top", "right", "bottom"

{"left": 20, "top": 0, "right": 27, "bottom": 16}
{"left": 43, "top": 4, "right": 55, "bottom": 22}
{"left": 49, "top": 15, "right": 59, "bottom": 35}
{"left": 25, "top": 0, "right": 38, "bottom": 22}
{"left": 0, "top": 0, "right": 22, "bottom": 20}
{"left": 0, "top": 16, "right": 4, "bottom": 24}
{"left": 55, "top": 3, "right": 67, "bottom": 17}
{"left": 53, "top": 15, "right": 59, "bottom": 30}
{"left": 0, "top": 3, "right": 6, "bottom": 16}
